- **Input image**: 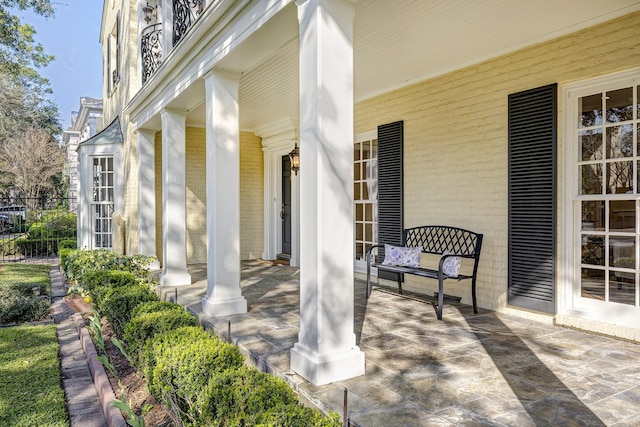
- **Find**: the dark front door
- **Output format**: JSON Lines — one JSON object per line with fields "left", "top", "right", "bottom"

{"left": 280, "top": 155, "right": 292, "bottom": 257}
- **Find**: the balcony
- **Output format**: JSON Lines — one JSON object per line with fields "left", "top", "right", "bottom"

{"left": 140, "top": 0, "right": 204, "bottom": 85}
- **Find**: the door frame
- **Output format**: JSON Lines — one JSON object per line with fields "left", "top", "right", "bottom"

{"left": 259, "top": 120, "right": 300, "bottom": 266}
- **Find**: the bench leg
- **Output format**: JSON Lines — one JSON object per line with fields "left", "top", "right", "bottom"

{"left": 437, "top": 276, "right": 444, "bottom": 321}
{"left": 397, "top": 273, "right": 403, "bottom": 295}
{"left": 471, "top": 278, "right": 478, "bottom": 314}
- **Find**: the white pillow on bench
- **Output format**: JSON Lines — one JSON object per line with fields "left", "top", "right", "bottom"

{"left": 442, "top": 250, "right": 461, "bottom": 277}
{"left": 382, "top": 244, "right": 421, "bottom": 268}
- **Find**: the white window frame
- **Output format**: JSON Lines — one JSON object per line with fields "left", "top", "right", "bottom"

{"left": 354, "top": 130, "right": 378, "bottom": 273}
{"left": 562, "top": 67, "right": 640, "bottom": 328}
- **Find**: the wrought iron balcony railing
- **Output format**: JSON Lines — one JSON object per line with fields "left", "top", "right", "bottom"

{"left": 173, "top": 0, "right": 204, "bottom": 46}
{"left": 141, "top": 23, "right": 163, "bottom": 85}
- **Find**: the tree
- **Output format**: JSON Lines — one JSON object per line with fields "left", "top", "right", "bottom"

{"left": 0, "top": 1, "right": 61, "bottom": 199}
{"left": 0, "top": 0, "right": 55, "bottom": 84}
{"left": 0, "top": 126, "right": 64, "bottom": 205}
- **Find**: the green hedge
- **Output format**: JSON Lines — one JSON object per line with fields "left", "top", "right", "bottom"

{"left": 100, "top": 284, "right": 158, "bottom": 336}
{"left": 63, "top": 249, "right": 155, "bottom": 284}
{"left": 123, "top": 305, "right": 196, "bottom": 364}
{"left": 143, "top": 326, "right": 245, "bottom": 417}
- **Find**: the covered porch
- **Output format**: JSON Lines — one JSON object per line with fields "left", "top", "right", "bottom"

{"left": 157, "top": 261, "right": 640, "bottom": 426}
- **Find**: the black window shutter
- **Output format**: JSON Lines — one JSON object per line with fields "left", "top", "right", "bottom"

{"left": 508, "top": 84, "right": 557, "bottom": 313}
{"left": 377, "top": 121, "right": 403, "bottom": 281}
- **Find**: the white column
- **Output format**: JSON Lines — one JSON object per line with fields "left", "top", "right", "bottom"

{"left": 291, "top": 0, "right": 364, "bottom": 385}
{"left": 76, "top": 148, "right": 91, "bottom": 249}
{"left": 159, "top": 110, "right": 191, "bottom": 286}
{"left": 201, "top": 70, "right": 247, "bottom": 316}
{"left": 137, "top": 129, "right": 160, "bottom": 269}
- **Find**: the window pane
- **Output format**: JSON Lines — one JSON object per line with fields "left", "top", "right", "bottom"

{"left": 579, "top": 93, "right": 602, "bottom": 127}
{"left": 610, "top": 200, "right": 635, "bottom": 231}
{"left": 355, "top": 203, "right": 363, "bottom": 221}
{"left": 582, "top": 235, "right": 604, "bottom": 266}
{"left": 354, "top": 183, "right": 360, "bottom": 200}
{"left": 610, "top": 236, "right": 635, "bottom": 268}
{"left": 356, "top": 223, "right": 363, "bottom": 240}
{"left": 606, "top": 87, "right": 633, "bottom": 123}
{"left": 354, "top": 162, "right": 361, "bottom": 181}
{"left": 609, "top": 271, "right": 636, "bottom": 305}
{"left": 362, "top": 181, "right": 369, "bottom": 199}
{"left": 582, "top": 201, "right": 605, "bottom": 231}
{"left": 362, "top": 141, "right": 371, "bottom": 160}
{"left": 606, "top": 161, "right": 633, "bottom": 194}
{"left": 581, "top": 164, "right": 602, "bottom": 194}
{"left": 581, "top": 268, "right": 605, "bottom": 300}
{"left": 365, "top": 223, "right": 372, "bottom": 242}
{"left": 355, "top": 243, "right": 363, "bottom": 260}
{"left": 580, "top": 129, "right": 602, "bottom": 161}
{"left": 372, "top": 139, "right": 378, "bottom": 157}
{"left": 354, "top": 143, "right": 361, "bottom": 161}
{"left": 606, "top": 125, "right": 633, "bottom": 159}
{"left": 365, "top": 203, "right": 372, "bottom": 222}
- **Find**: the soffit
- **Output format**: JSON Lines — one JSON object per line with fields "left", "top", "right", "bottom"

{"left": 176, "top": 0, "right": 640, "bottom": 130}
{"left": 233, "top": 0, "right": 640, "bottom": 131}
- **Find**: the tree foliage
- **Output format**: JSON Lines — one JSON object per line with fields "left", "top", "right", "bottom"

{"left": 0, "top": 1, "right": 62, "bottom": 199}
{"left": 0, "top": 126, "right": 64, "bottom": 201}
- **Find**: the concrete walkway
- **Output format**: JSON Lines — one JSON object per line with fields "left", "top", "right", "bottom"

{"left": 157, "top": 260, "right": 640, "bottom": 427}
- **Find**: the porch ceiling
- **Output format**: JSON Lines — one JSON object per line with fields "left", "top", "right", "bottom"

{"left": 187, "top": 0, "right": 640, "bottom": 130}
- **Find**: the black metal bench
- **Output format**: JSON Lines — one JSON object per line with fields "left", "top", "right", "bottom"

{"left": 366, "top": 225, "right": 483, "bottom": 320}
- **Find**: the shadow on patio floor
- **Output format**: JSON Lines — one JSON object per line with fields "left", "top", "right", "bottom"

{"left": 156, "top": 260, "right": 640, "bottom": 426}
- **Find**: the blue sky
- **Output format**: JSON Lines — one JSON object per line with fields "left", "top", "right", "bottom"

{"left": 16, "top": 1, "right": 103, "bottom": 130}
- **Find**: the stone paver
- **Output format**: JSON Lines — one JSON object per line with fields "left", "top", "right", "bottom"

{"left": 50, "top": 266, "right": 108, "bottom": 427}
{"left": 155, "top": 260, "right": 640, "bottom": 427}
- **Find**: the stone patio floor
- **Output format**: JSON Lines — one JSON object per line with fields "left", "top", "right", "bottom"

{"left": 157, "top": 260, "right": 640, "bottom": 426}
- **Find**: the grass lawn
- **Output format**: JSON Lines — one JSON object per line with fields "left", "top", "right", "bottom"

{"left": 0, "top": 325, "right": 67, "bottom": 426}
{"left": 0, "top": 263, "right": 51, "bottom": 292}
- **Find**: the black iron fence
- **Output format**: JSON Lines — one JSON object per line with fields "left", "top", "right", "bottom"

{"left": 0, "top": 197, "right": 77, "bottom": 263}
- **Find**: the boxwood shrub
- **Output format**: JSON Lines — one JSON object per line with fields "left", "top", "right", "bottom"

{"left": 100, "top": 284, "right": 158, "bottom": 336}
{"left": 122, "top": 307, "right": 196, "bottom": 364}
{"left": 197, "top": 365, "right": 298, "bottom": 425}
{"left": 143, "top": 326, "right": 244, "bottom": 417}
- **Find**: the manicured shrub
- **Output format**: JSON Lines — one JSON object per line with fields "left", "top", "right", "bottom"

{"left": 58, "top": 239, "right": 77, "bottom": 250}
{"left": 122, "top": 307, "right": 196, "bottom": 365}
{"left": 58, "top": 247, "right": 74, "bottom": 271}
{"left": 63, "top": 249, "right": 155, "bottom": 284}
{"left": 197, "top": 365, "right": 298, "bottom": 425}
{"left": 257, "top": 403, "right": 342, "bottom": 427}
{"left": 143, "top": 326, "right": 244, "bottom": 418}
{"left": 131, "top": 301, "right": 182, "bottom": 318}
{"left": 100, "top": 284, "right": 158, "bottom": 336}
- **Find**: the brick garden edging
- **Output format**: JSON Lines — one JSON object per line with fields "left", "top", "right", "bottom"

{"left": 71, "top": 312, "right": 127, "bottom": 427}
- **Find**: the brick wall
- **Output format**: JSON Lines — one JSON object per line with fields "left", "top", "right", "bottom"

{"left": 355, "top": 11, "right": 640, "bottom": 312}
{"left": 148, "top": 129, "right": 263, "bottom": 265}
{"left": 239, "top": 132, "right": 264, "bottom": 259}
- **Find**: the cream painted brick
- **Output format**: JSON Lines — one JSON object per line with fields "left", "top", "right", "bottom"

{"left": 355, "top": 12, "right": 640, "bottom": 322}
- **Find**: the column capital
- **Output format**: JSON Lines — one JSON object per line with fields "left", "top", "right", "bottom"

{"left": 203, "top": 68, "right": 241, "bottom": 82}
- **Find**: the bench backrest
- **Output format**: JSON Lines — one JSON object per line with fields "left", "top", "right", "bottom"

{"left": 402, "top": 225, "right": 483, "bottom": 259}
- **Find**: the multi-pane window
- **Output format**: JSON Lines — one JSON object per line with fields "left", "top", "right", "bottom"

{"left": 92, "top": 157, "right": 114, "bottom": 248}
{"left": 354, "top": 136, "right": 378, "bottom": 264}
{"left": 579, "top": 84, "right": 639, "bottom": 306}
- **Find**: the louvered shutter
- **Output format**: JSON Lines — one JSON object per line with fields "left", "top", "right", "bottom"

{"left": 377, "top": 121, "right": 403, "bottom": 281}
{"left": 508, "top": 84, "right": 557, "bottom": 313}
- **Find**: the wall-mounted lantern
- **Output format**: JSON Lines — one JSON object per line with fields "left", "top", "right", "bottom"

{"left": 289, "top": 143, "right": 300, "bottom": 175}
{"left": 142, "top": 2, "right": 158, "bottom": 24}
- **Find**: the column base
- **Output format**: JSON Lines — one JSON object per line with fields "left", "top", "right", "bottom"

{"left": 202, "top": 294, "right": 247, "bottom": 317}
{"left": 290, "top": 342, "right": 365, "bottom": 386}
{"left": 159, "top": 270, "right": 192, "bottom": 286}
